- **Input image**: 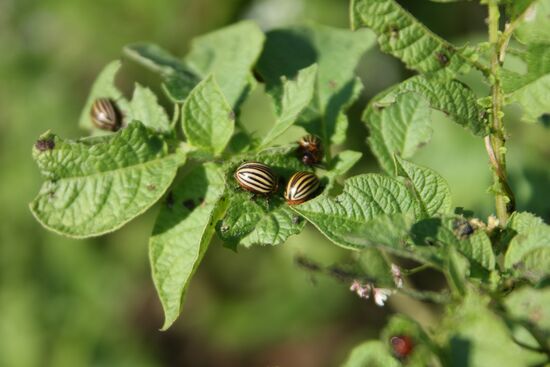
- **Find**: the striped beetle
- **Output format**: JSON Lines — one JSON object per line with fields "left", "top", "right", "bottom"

{"left": 234, "top": 162, "right": 278, "bottom": 195}
{"left": 90, "top": 98, "right": 122, "bottom": 131}
{"left": 285, "top": 171, "right": 320, "bottom": 205}
{"left": 297, "top": 134, "right": 322, "bottom": 165}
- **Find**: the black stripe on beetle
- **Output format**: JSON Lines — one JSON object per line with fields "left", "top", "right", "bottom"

{"left": 90, "top": 98, "right": 122, "bottom": 131}
{"left": 234, "top": 162, "right": 278, "bottom": 195}
{"left": 285, "top": 171, "right": 320, "bottom": 205}
{"left": 297, "top": 135, "right": 322, "bottom": 165}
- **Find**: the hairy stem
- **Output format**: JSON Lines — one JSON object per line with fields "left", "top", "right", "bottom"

{"left": 486, "top": 1, "right": 515, "bottom": 224}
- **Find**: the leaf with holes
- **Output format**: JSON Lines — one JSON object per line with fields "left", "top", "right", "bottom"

{"left": 30, "top": 122, "right": 184, "bottom": 238}
{"left": 259, "top": 64, "right": 317, "bottom": 148}
{"left": 217, "top": 146, "right": 311, "bottom": 249}
{"left": 351, "top": 0, "right": 479, "bottom": 75}
{"left": 257, "top": 24, "right": 375, "bottom": 149}
{"left": 149, "top": 163, "right": 227, "bottom": 330}
{"left": 504, "top": 223, "right": 550, "bottom": 282}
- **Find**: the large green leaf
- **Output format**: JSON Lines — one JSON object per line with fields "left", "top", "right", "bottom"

{"left": 514, "top": 0, "right": 550, "bottom": 45}
{"left": 181, "top": 76, "right": 235, "bottom": 156}
{"left": 502, "top": 44, "right": 550, "bottom": 123}
{"left": 504, "top": 223, "right": 550, "bottom": 282}
{"left": 505, "top": 286, "right": 550, "bottom": 346}
{"left": 149, "top": 163, "right": 227, "bottom": 330}
{"left": 185, "top": 20, "right": 265, "bottom": 108}
{"left": 217, "top": 146, "right": 310, "bottom": 248}
{"left": 341, "top": 341, "right": 400, "bottom": 367}
{"left": 441, "top": 293, "right": 546, "bottom": 366}
{"left": 78, "top": 61, "right": 131, "bottom": 132}
{"left": 350, "top": 0, "right": 478, "bottom": 75}
{"left": 259, "top": 64, "right": 317, "bottom": 148}
{"left": 129, "top": 83, "right": 171, "bottom": 133}
{"left": 395, "top": 157, "right": 452, "bottom": 217}
{"left": 366, "top": 93, "right": 432, "bottom": 174}
{"left": 292, "top": 174, "right": 419, "bottom": 250}
{"left": 257, "top": 24, "right": 375, "bottom": 149}
{"left": 30, "top": 122, "right": 184, "bottom": 238}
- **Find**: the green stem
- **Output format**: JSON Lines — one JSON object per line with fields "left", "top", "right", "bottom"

{"left": 486, "top": 1, "right": 515, "bottom": 225}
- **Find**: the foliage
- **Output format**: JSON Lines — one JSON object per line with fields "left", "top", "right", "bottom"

{"left": 29, "top": 0, "right": 550, "bottom": 365}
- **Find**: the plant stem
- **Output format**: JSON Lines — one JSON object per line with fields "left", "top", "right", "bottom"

{"left": 486, "top": 1, "right": 515, "bottom": 225}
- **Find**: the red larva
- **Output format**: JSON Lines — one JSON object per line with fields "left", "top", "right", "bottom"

{"left": 390, "top": 335, "right": 414, "bottom": 359}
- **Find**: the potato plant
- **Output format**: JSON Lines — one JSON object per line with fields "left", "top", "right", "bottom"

{"left": 30, "top": 0, "right": 550, "bottom": 365}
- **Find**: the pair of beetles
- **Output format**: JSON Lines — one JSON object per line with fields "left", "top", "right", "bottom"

{"left": 90, "top": 97, "right": 323, "bottom": 205}
{"left": 235, "top": 135, "right": 323, "bottom": 206}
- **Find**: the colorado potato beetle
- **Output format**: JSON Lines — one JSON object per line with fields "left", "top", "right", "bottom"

{"left": 90, "top": 98, "right": 122, "bottom": 131}
{"left": 390, "top": 335, "right": 414, "bottom": 359}
{"left": 234, "top": 162, "right": 278, "bottom": 195}
{"left": 285, "top": 171, "right": 320, "bottom": 205}
{"left": 297, "top": 134, "right": 322, "bottom": 165}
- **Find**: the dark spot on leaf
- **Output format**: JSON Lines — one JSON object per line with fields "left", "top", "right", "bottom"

{"left": 48, "top": 190, "right": 56, "bottom": 200}
{"left": 252, "top": 69, "right": 264, "bottom": 83}
{"left": 328, "top": 266, "right": 355, "bottom": 282}
{"left": 35, "top": 138, "right": 55, "bottom": 152}
{"left": 416, "top": 142, "right": 427, "bottom": 149}
{"left": 166, "top": 191, "right": 174, "bottom": 209}
{"left": 228, "top": 110, "right": 236, "bottom": 121}
{"left": 198, "top": 197, "right": 205, "bottom": 206}
{"left": 292, "top": 215, "right": 302, "bottom": 225}
{"left": 435, "top": 52, "right": 449, "bottom": 66}
{"left": 539, "top": 113, "right": 550, "bottom": 127}
{"left": 453, "top": 218, "right": 475, "bottom": 239}
{"left": 146, "top": 184, "right": 156, "bottom": 191}
{"left": 328, "top": 80, "right": 338, "bottom": 90}
{"left": 388, "top": 25, "right": 399, "bottom": 39}
{"left": 182, "top": 199, "right": 195, "bottom": 210}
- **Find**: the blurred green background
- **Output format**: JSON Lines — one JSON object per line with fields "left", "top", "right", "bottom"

{"left": 1, "top": 0, "right": 549, "bottom": 366}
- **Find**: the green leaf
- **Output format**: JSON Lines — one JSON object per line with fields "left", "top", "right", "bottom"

{"left": 350, "top": 0, "right": 478, "bottom": 75}
{"left": 514, "top": 0, "right": 550, "bottom": 45}
{"left": 504, "top": 223, "right": 550, "bottom": 282}
{"left": 328, "top": 150, "right": 363, "bottom": 177}
{"left": 257, "top": 24, "right": 376, "bottom": 148}
{"left": 217, "top": 146, "right": 310, "bottom": 248}
{"left": 293, "top": 174, "right": 418, "bottom": 250}
{"left": 149, "top": 163, "right": 227, "bottom": 330}
{"left": 366, "top": 93, "right": 432, "bottom": 174}
{"left": 78, "top": 60, "right": 130, "bottom": 132}
{"left": 502, "top": 44, "right": 550, "bottom": 123}
{"left": 30, "top": 122, "right": 184, "bottom": 238}
{"left": 441, "top": 293, "right": 546, "bottom": 366}
{"left": 123, "top": 42, "right": 201, "bottom": 104}
{"left": 185, "top": 20, "right": 265, "bottom": 108}
{"left": 130, "top": 84, "right": 171, "bottom": 133}
{"left": 181, "top": 75, "right": 235, "bottom": 156}
{"left": 341, "top": 341, "right": 400, "bottom": 367}
{"left": 507, "top": 211, "right": 545, "bottom": 234}
{"left": 395, "top": 157, "right": 452, "bottom": 217}
{"left": 505, "top": 286, "right": 550, "bottom": 344}
{"left": 259, "top": 64, "right": 317, "bottom": 148}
